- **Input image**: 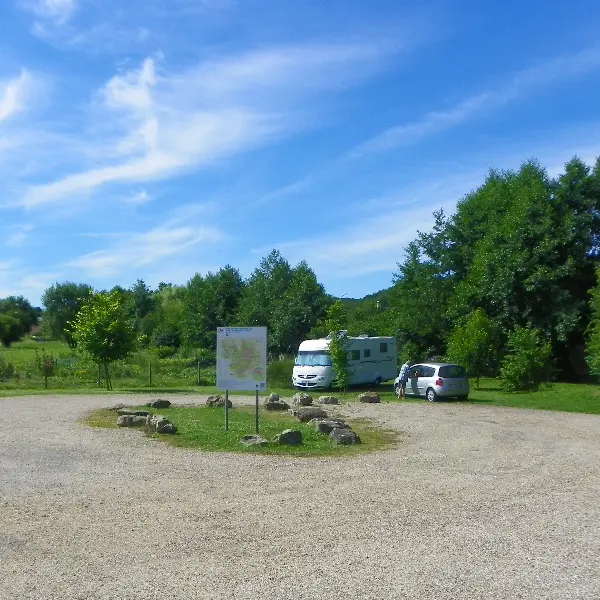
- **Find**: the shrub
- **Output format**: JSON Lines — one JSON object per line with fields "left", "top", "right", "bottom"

{"left": 500, "top": 327, "right": 552, "bottom": 392}
{"left": 446, "top": 308, "right": 499, "bottom": 388}
{"left": 0, "top": 355, "right": 15, "bottom": 380}
{"left": 267, "top": 357, "right": 295, "bottom": 389}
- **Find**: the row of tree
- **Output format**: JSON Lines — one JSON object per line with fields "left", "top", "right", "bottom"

{"left": 39, "top": 251, "right": 330, "bottom": 357}
{"left": 342, "top": 156, "right": 600, "bottom": 382}
{"left": 5, "top": 154, "right": 600, "bottom": 386}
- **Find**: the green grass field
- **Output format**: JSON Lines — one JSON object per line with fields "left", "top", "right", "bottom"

{"left": 83, "top": 404, "right": 398, "bottom": 456}
{"left": 3, "top": 340, "right": 600, "bottom": 415}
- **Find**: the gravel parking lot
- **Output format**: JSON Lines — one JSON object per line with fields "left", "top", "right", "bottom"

{"left": 1, "top": 394, "right": 599, "bottom": 600}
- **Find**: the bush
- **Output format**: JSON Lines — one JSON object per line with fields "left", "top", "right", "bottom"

{"left": 177, "top": 347, "right": 216, "bottom": 367}
{"left": 500, "top": 327, "right": 552, "bottom": 392}
{"left": 0, "top": 355, "right": 15, "bottom": 380}
{"left": 267, "top": 357, "right": 295, "bottom": 389}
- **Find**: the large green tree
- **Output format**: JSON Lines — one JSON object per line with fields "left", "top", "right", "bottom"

{"left": 0, "top": 296, "right": 39, "bottom": 346}
{"left": 70, "top": 291, "right": 136, "bottom": 390}
{"left": 235, "top": 250, "right": 329, "bottom": 354}
{"left": 445, "top": 308, "right": 499, "bottom": 387}
{"left": 183, "top": 266, "right": 245, "bottom": 350}
{"left": 390, "top": 157, "right": 600, "bottom": 376}
{"left": 269, "top": 261, "right": 329, "bottom": 354}
{"left": 41, "top": 282, "right": 94, "bottom": 348}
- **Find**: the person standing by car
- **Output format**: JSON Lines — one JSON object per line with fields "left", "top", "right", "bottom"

{"left": 397, "top": 360, "right": 411, "bottom": 398}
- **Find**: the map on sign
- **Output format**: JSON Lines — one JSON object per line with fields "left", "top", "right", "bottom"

{"left": 216, "top": 327, "right": 267, "bottom": 391}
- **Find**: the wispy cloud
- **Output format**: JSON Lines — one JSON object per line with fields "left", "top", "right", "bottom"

{"left": 22, "top": 0, "right": 77, "bottom": 25}
{"left": 122, "top": 189, "right": 154, "bottom": 205}
{"left": 20, "top": 41, "right": 397, "bottom": 209}
{"left": 66, "top": 223, "right": 224, "bottom": 277}
{"left": 0, "top": 71, "right": 34, "bottom": 121}
{"left": 6, "top": 225, "right": 34, "bottom": 247}
{"left": 350, "top": 46, "right": 600, "bottom": 158}
{"left": 262, "top": 146, "right": 600, "bottom": 283}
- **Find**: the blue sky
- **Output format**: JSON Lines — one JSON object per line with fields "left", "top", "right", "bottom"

{"left": 2, "top": 0, "right": 600, "bottom": 306}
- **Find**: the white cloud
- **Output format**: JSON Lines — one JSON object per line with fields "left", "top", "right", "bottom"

{"left": 20, "top": 41, "right": 396, "bottom": 209}
{"left": 27, "top": 0, "right": 76, "bottom": 24}
{"left": 0, "top": 71, "right": 33, "bottom": 122}
{"left": 350, "top": 47, "right": 600, "bottom": 158}
{"left": 65, "top": 223, "right": 224, "bottom": 277}
{"left": 122, "top": 189, "right": 153, "bottom": 205}
{"left": 6, "top": 225, "right": 34, "bottom": 247}
{"left": 261, "top": 147, "right": 600, "bottom": 283}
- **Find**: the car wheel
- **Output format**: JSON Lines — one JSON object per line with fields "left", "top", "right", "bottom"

{"left": 426, "top": 388, "right": 438, "bottom": 402}
{"left": 374, "top": 376, "right": 382, "bottom": 386}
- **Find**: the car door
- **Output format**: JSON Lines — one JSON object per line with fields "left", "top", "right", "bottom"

{"left": 418, "top": 366, "right": 436, "bottom": 396}
{"left": 406, "top": 365, "right": 421, "bottom": 396}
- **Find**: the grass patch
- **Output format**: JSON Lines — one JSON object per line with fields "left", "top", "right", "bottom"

{"left": 386, "top": 378, "right": 600, "bottom": 415}
{"left": 82, "top": 403, "right": 399, "bottom": 457}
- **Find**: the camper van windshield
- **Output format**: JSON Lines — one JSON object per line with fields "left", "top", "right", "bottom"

{"left": 295, "top": 351, "right": 332, "bottom": 367}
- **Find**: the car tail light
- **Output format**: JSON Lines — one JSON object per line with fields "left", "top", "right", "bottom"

{"left": 435, "top": 378, "right": 443, "bottom": 387}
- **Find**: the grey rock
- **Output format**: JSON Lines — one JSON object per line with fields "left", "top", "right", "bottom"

{"left": 145, "top": 414, "right": 177, "bottom": 435}
{"left": 264, "top": 394, "right": 290, "bottom": 411}
{"left": 329, "top": 428, "right": 361, "bottom": 445}
{"left": 155, "top": 419, "right": 177, "bottom": 434}
{"left": 292, "top": 392, "right": 313, "bottom": 406}
{"left": 116, "top": 409, "right": 151, "bottom": 417}
{"left": 296, "top": 406, "right": 328, "bottom": 422}
{"left": 147, "top": 399, "right": 171, "bottom": 409}
{"left": 116, "top": 415, "right": 147, "bottom": 427}
{"left": 240, "top": 435, "right": 269, "bottom": 447}
{"left": 108, "top": 403, "right": 126, "bottom": 411}
{"left": 316, "top": 395, "right": 339, "bottom": 405}
{"left": 358, "top": 392, "right": 381, "bottom": 404}
{"left": 274, "top": 429, "right": 303, "bottom": 446}
{"left": 206, "top": 395, "right": 233, "bottom": 408}
{"left": 315, "top": 419, "right": 349, "bottom": 434}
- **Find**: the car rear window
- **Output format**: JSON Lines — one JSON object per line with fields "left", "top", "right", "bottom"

{"left": 439, "top": 365, "right": 466, "bottom": 378}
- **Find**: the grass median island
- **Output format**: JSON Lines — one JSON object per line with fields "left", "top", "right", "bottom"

{"left": 82, "top": 404, "right": 399, "bottom": 457}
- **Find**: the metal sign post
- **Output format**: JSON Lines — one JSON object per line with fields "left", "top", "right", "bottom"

{"left": 255, "top": 386, "right": 259, "bottom": 433}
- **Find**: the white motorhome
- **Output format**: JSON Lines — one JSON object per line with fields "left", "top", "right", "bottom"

{"left": 292, "top": 334, "right": 397, "bottom": 389}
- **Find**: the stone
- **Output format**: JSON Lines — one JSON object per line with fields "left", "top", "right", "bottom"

{"left": 295, "top": 406, "right": 328, "bottom": 422}
{"left": 147, "top": 399, "right": 171, "bottom": 409}
{"left": 329, "top": 428, "right": 361, "bottom": 445}
{"left": 358, "top": 392, "right": 381, "bottom": 403}
{"left": 155, "top": 419, "right": 177, "bottom": 434}
{"left": 116, "top": 415, "right": 147, "bottom": 427}
{"left": 240, "top": 435, "right": 269, "bottom": 447}
{"left": 315, "top": 419, "right": 349, "bottom": 434}
{"left": 206, "top": 395, "right": 233, "bottom": 408}
{"left": 116, "top": 409, "right": 151, "bottom": 417}
{"left": 108, "top": 403, "right": 126, "bottom": 411}
{"left": 145, "top": 414, "right": 177, "bottom": 435}
{"left": 316, "top": 395, "right": 339, "bottom": 405}
{"left": 274, "top": 429, "right": 303, "bottom": 445}
{"left": 292, "top": 392, "right": 313, "bottom": 406}
{"left": 264, "top": 393, "right": 290, "bottom": 411}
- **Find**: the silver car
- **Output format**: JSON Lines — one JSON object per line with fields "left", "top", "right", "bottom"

{"left": 394, "top": 362, "right": 469, "bottom": 401}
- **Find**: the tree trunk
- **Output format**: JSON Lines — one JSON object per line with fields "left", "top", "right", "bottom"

{"left": 104, "top": 362, "right": 112, "bottom": 391}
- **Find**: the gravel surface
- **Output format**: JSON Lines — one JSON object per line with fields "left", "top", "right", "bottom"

{"left": 1, "top": 393, "right": 599, "bottom": 600}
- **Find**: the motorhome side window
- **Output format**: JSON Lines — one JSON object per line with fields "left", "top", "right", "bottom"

{"left": 364, "top": 349, "right": 371, "bottom": 358}
{"left": 380, "top": 343, "right": 388, "bottom": 353}
{"left": 348, "top": 350, "right": 360, "bottom": 361}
